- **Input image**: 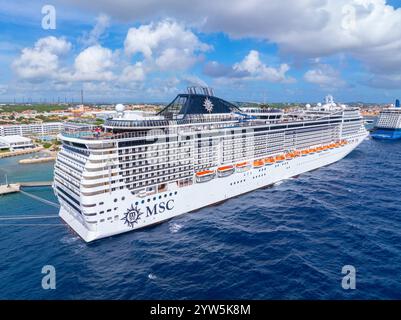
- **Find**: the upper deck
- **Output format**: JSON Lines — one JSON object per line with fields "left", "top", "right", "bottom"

{"left": 60, "top": 88, "right": 361, "bottom": 143}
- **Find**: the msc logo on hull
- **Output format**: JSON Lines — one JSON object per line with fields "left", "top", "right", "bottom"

{"left": 122, "top": 200, "right": 175, "bottom": 228}
{"left": 146, "top": 199, "right": 175, "bottom": 217}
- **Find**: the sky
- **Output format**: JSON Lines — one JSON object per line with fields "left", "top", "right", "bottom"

{"left": 1, "top": 0, "right": 401, "bottom": 103}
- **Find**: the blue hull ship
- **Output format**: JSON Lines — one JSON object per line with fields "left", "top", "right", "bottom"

{"left": 371, "top": 128, "right": 401, "bottom": 140}
{"left": 371, "top": 99, "right": 401, "bottom": 140}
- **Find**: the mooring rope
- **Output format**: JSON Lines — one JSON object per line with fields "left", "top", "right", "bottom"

{"left": 19, "top": 190, "right": 60, "bottom": 208}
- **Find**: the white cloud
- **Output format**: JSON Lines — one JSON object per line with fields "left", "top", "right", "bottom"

{"left": 79, "top": 13, "right": 110, "bottom": 46}
{"left": 304, "top": 64, "right": 346, "bottom": 88}
{"left": 182, "top": 75, "right": 208, "bottom": 87}
{"left": 120, "top": 62, "right": 146, "bottom": 82}
{"left": 205, "top": 50, "right": 294, "bottom": 83}
{"left": 233, "top": 50, "right": 294, "bottom": 83}
{"left": 155, "top": 48, "right": 197, "bottom": 71}
{"left": 72, "top": 45, "right": 115, "bottom": 81}
{"left": 12, "top": 36, "right": 71, "bottom": 81}
{"left": 124, "top": 20, "right": 210, "bottom": 71}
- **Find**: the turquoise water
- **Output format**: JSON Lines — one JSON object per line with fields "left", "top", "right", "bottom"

{"left": 0, "top": 153, "right": 54, "bottom": 184}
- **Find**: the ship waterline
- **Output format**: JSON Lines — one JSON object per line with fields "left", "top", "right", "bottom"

{"left": 54, "top": 89, "right": 368, "bottom": 242}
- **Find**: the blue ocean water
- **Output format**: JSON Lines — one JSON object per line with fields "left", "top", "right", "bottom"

{"left": 1, "top": 138, "right": 401, "bottom": 299}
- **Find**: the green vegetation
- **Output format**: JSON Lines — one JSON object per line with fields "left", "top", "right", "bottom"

{"left": 43, "top": 143, "right": 52, "bottom": 149}
{"left": 0, "top": 148, "right": 10, "bottom": 153}
{"left": 0, "top": 104, "right": 70, "bottom": 113}
{"left": 52, "top": 139, "right": 61, "bottom": 145}
{"left": 94, "top": 118, "right": 105, "bottom": 125}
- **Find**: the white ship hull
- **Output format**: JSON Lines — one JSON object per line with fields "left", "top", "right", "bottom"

{"left": 58, "top": 135, "right": 366, "bottom": 242}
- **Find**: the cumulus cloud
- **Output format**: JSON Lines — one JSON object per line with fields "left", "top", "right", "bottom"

{"left": 72, "top": 45, "right": 115, "bottom": 81}
{"left": 233, "top": 50, "right": 294, "bottom": 83}
{"left": 12, "top": 36, "right": 71, "bottom": 81}
{"left": 204, "top": 50, "right": 294, "bottom": 83}
{"left": 304, "top": 64, "right": 346, "bottom": 88}
{"left": 120, "top": 62, "right": 146, "bottom": 82}
{"left": 124, "top": 20, "right": 210, "bottom": 71}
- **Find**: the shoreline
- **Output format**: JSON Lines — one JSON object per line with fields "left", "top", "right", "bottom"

{"left": 0, "top": 146, "right": 44, "bottom": 159}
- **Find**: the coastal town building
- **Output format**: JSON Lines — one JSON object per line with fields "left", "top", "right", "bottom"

{"left": 0, "top": 122, "right": 63, "bottom": 137}
{"left": 0, "top": 135, "right": 34, "bottom": 151}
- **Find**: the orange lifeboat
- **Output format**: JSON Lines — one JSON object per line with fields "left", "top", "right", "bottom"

{"left": 196, "top": 170, "right": 215, "bottom": 177}
{"left": 264, "top": 157, "right": 276, "bottom": 165}
{"left": 294, "top": 150, "right": 301, "bottom": 157}
{"left": 301, "top": 150, "right": 309, "bottom": 156}
{"left": 285, "top": 152, "right": 295, "bottom": 160}
{"left": 236, "top": 162, "right": 250, "bottom": 172}
{"left": 275, "top": 154, "right": 286, "bottom": 162}
{"left": 195, "top": 170, "right": 216, "bottom": 183}
{"left": 217, "top": 165, "right": 235, "bottom": 178}
{"left": 253, "top": 159, "right": 265, "bottom": 168}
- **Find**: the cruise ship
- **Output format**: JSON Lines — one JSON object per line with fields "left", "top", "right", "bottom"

{"left": 53, "top": 88, "right": 368, "bottom": 242}
{"left": 371, "top": 99, "right": 401, "bottom": 140}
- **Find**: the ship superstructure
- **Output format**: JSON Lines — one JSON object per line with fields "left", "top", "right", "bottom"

{"left": 53, "top": 88, "right": 368, "bottom": 242}
{"left": 371, "top": 99, "right": 401, "bottom": 140}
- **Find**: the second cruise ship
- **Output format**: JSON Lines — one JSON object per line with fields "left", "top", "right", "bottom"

{"left": 371, "top": 99, "right": 401, "bottom": 140}
{"left": 54, "top": 88, "right": 368, "bottom": 242}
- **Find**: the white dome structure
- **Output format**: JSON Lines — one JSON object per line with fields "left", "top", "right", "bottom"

{"left": 115, "top": 104, "right": 125, "bottom": 113}
{"left": 115, "top": 104, "right": 125, "bottom": 118}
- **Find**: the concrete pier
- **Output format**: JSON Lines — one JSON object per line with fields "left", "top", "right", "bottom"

{"left": 0, "top": 184, "right": 20, "bottom": 195}
{"left": 0, "top": 181, "right": 53, "bottom": 195}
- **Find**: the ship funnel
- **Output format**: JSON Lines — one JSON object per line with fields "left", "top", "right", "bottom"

{"left": 395, "top": 99, "right": 400, "bottom": 108}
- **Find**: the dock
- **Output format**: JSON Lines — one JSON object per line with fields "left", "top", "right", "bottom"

{"left": 0, "top": 181, "right": 53, "bottom": 195}
{"left": 19, "top": 156, "right": 55, "bottom": 164}
{"left": 0, "top": 184, "right": 21, "bottom": 195}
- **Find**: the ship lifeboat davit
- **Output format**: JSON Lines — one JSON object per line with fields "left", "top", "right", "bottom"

{"left": 195, "top": 170, "right": 216, "bottom": 183}
{"left": 217, "top": 165, "right": 235, "bottom": 178}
